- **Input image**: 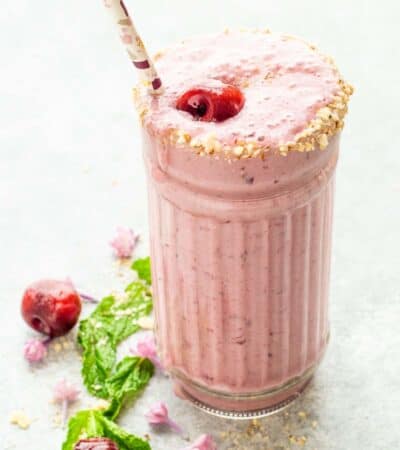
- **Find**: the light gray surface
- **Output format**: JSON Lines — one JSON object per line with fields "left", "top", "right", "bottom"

{"left": 1, "top": 1, "right": 400, "bottom": 449}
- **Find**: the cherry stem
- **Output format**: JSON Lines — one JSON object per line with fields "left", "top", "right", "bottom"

{"left": 65, "top": 278, "right": 98, "bottom": 304}
{"left": 42, "top": 336, "right": 53, "bottom": 346}
{"left": 79, "top": 292, "right": 99, "bottom": 304}
{"left": 167, "top": 418, "right": 183, "bottom": 434}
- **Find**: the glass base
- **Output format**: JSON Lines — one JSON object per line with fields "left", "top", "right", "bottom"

{"left": 180, "top": 387, "right": 307, "bottom": 419}
{"left": 173, "top": 363, "right": 317, "bottom": 419}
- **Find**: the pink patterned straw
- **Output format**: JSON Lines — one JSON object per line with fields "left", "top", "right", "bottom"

{"left": 104, "top": 0, "right": 163, "bottom": 94}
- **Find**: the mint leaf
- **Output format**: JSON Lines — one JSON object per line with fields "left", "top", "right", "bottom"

{"left": 62, "top": 410, "right": 105, "bottom": 450}
{"left": 115, "top": 282, "right": 153, "bottom": 343}
{"left": 131, "top": 257, "right": 151, "bottom": 285}
{"left": 104, "top": 357, "right": 154, "bottom": 420}
{"left": 99, "top": 414, "right": 151, "bottom": 450}
{"left": 78, "top": 297, "right": 118, "bottom": 398}
{"left": 78, "top": 328, "right": 116, "bottom": 398}
{"left": 63, "top": 410, "right": 151, "bottom": 450}
{"left": 78, "top": 287, "right": 152, "bottom": 398}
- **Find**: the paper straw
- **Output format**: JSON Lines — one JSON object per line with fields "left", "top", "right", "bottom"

{"left": 104, "top": 0, "right": 163, "bottom": 94}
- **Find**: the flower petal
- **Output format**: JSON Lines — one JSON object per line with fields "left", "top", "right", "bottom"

{"left": 53, "top": 379, "right": 80, "bottom": 403}
{"left": 110, "top": 227, "right": 139, "bottom": 259}
{"left": 185, "top": 434, "right": 217, "bottom": 450}
{"left": 23, "top": 339, "right": 47, "bottom": 363}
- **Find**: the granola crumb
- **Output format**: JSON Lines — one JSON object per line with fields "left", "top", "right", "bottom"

{"left": 62, "top": 340, "right": 73, "bottom": 350}
{"left": 137, "top": 316, "right": 155, "bottom": 330}
{"left": 233, "top": 145, "right": 244, "bottom": 157}
{"left": 9, "top": 411, "right": 32, "bottom": 430}
{"left": 288, "top": 435, "right": 307, "bottom": 446}
{"left": 52, "top": 412, "right": 62, "bottom": 428}
{"left": 153, "top": 51, "right": 164, "bottom": 61}
{"left": 90, "top": 399, "right": 111, "bottom": 411}
{"left": 53, "top": 342, "right": 62, "bottom": 353}
{"left": 317, "top": 134, "right": 329, "bottom": 150}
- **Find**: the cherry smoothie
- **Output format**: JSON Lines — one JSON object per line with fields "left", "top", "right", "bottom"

{"left": 134, "top": 30, "right": 352, "bottom": 414}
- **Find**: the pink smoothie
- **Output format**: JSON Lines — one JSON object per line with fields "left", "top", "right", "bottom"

{"left": 136, "top": 31, "right": 352, "bottom": 413}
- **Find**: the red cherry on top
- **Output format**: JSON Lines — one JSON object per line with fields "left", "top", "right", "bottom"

{"left": 176, "top": 84, "right": 245, "bottom": 122}
{"left": 21, "top": 279, "right": 82, "bottom": 337}
{"left": 74, "top": 438, "right": 119, "bottom": 450}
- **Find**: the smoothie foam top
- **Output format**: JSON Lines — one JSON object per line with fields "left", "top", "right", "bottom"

{"left": 134, "top": 30, "right": 353, "bottom": 158}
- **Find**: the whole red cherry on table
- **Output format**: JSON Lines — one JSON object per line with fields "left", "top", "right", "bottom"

{"left": 176, "top": 84, "right": 245, "bottom": 122}
{"left": 21, "top": 279, "right": 82, "bottom": 337}
{"left": 74, "top": 438, "right": 119, "bottom": 450}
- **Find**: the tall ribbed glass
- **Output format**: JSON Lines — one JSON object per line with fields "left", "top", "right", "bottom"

{"left": 143, "top": 129, "right": 339, "bottom": 415}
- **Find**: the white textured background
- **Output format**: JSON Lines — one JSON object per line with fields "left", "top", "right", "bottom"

{"left": 1, "top": 1, "right": 400, "bottom": 449}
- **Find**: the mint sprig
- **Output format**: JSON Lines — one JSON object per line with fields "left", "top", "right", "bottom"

{"left": 63, "top": 410, "right": 151, "bottom": 450}
{"left": 63, "top": 257, "right": 154, "bottom": 449}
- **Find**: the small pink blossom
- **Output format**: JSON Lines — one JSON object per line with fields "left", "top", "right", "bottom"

{"left": 130, "top": 334, "right": 162, "bottom": 370}
{"left": 23, "top": 338, "right": 48, "bottom": 363}
{"left": 185, "top": 435, "right": 217, "bottom": 450}
{"left": 145, "top": 402, "right": 182, "bottom": 433}
{"left": 53, "top": 379, "right": 80, "bottom": 403}
{"left": 110, "top": 227, "right": 139, "bottom": 259}
{"left": 53, "top": 379, "right": 80, "bottom": 426}
{"left": 103, "top": 0, "right": 112, "bottom": 7}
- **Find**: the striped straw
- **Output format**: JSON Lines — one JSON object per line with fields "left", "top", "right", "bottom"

{"left": 104, "top": 0, "right": 163, "bottom": 94}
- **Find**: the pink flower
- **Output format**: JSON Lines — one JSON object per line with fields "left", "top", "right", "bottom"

{"left": 53, "top": 379, "right": 80, "bottom": 403}
{"left": 53, "top": 379, "right": 80, "bottom": 426}
{"left": 145, "top": 402, "right": 182, "bottom": 433}
{"left": 185, "top": 435, "right": 217, "bottom": 450}
{"left": 110, "top": 227, "right": 139, "bottom": 259}
{"left": 130, "top": 334, "right": 162, "bottom": 370}
{"left": 103, "top": 0, "right": 112, "bottom": 7}
{"left": 23, "top": 338, "right": 48, "bottom": 363}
